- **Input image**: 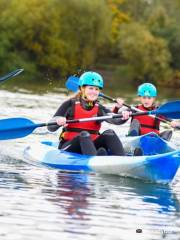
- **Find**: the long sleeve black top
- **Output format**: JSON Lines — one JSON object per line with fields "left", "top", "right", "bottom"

{"left": 48, "top": 98, "right": 126, "bottom": 132}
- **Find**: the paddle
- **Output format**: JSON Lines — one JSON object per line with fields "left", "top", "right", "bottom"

{"left": 0, "top": 69, "right": 24, "bottom": 83}
{"left": 66, "top": 75, "right": 179, "bottom": 128}
{"left": 0, "top": 101, "right": 179, "bottom": 140}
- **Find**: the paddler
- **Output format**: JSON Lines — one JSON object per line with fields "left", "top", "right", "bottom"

{"left": 113, "top": 83, "right": 179, "bottom": 140}
{"left": 47, "top": 71, "right": 131, "bottom": 156}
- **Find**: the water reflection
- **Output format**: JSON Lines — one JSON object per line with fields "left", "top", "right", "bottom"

{"left": 45, "top": 172, "right": 92, "bottom": 220}
{"left": 45, "top": 171, "right": 180, "bottom": 222}
{"left": 98, "top": 175, "right": 180, "bottom": 214}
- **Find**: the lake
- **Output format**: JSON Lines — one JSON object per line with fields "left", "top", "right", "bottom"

{"left": 0, "top": 87, "right": 180, "bottom": 240}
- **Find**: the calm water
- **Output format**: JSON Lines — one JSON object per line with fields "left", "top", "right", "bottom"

{"left": 0, "top": 89, "right": 180, "bottom": 240}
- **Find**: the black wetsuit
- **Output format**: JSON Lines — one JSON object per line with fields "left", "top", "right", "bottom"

{"left": 48, "top": 97, "right": 126, "bottom": 155}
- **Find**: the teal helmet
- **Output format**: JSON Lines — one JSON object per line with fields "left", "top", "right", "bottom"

{"left": 79, "top": 71, "right": 104, "bottom": 89}
{"left": 137, "top": 83, "right": 157, "bottom": 97}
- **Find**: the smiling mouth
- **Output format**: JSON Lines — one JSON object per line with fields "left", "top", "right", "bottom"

{"left": 90, "top": 94, "right": 98, "bottom": 97}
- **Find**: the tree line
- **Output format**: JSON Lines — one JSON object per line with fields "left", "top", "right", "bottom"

{"left": 0, "top": 0, "right": 179, "bottom": 87}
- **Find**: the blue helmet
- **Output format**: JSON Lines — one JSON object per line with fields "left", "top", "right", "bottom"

{"left": 137, "top": 83, "right": 157, "bottom": 97}
{"left": 79, "top": 71, "right": 104, "bottom": 89}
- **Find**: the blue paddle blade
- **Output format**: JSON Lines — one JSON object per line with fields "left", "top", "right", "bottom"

{"left": 152, "top": 100, "right": 180, "bottom": 119}
{"left": 0, "top": 118, "right": 37, "bottom": 140}
{"left": 65, "top": 76, "right": 79, "bottom": 92}
{"left": 0, "top": 69, "right": 24, "bottom": 83}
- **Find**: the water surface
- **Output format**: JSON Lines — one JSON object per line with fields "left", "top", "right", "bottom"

{"left": 0, "top": 89, "right": 180, "bottom": 240}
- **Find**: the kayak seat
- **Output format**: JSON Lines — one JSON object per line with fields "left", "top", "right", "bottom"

{"left": 133, "top": 147, "right": 143, "bottom": 156}
{"left": 139, "top": 133, "right": 174, "bottom": 155}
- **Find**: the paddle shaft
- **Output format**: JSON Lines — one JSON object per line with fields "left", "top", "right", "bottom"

{"left": 0, "top": 112, "right": 160, "bottom": 141}
{"left": 46, "top": 111, "right": 172, "bottom": 127}
{"left": 0, "top": 69, "right": 24, "bottom": 82}
{"left": 13, "top": 115, "right": 130, "bottom": 130}
{"left": 0, "top": 99, "right": 179, "bottom": 141}
{"left": 100, "top": 92, "right": 176, "bottom": 126}
{"left": 101, "top": 95, "right": 180, "bottom": 129}
{"left": 100, "top": 93, "right": 141, "bottom": 111}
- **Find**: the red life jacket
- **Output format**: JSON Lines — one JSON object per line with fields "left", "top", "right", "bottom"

{"left": 61, "top": 101, "right": 101, "bottom": 141}
{"left": 132, "top": 105, "right": 160, "bottom": 135}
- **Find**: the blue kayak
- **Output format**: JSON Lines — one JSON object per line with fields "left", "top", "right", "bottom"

{"left": 24, "top": 133, "right": 180, "bottom": 184}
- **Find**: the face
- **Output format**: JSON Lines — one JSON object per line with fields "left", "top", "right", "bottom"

{"left": 139, "top": 96, "right": 155, "bottom": 108}
{"left": 82, "top": 85, "right": 100, "bottom": 101}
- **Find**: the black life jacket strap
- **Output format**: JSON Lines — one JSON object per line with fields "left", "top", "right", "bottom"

{"left": 140, "top": 124, "right": 159, "bottom": 130}
{"left": 63, "top": 127, "right": 100, "bottom": 135}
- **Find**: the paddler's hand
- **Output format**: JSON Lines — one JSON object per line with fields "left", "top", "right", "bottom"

{"left": 121, "top": 110, "right": 132, "bottom": 120}
{"left": 56, "top": 117, "right": 67, "bottom": 126}
{"left": 115, "top": 98, "right": 124, "bottom": 109}
{"left": 170, "top": 120, "right": 180, "bottom": 128}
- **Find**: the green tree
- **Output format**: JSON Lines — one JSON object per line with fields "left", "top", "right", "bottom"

{"left": 59, "top": 0, "right": 111, "bottom": 71}
{"left": 120, "top": 0, "right": 180, "bottom": 74}
{"left": 147, "top": 3, "right": 180, "bottom": 70}
{"left": 0, "top": 0, "right": 111, "bottom": 80}
{"left": 117, "top": 22, "right": 172, "bottom": 85}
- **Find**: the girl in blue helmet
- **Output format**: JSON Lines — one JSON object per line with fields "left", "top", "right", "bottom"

{"left": 114, "top": 83, "right": 178, "bottom": 140}
{"left": 47, "top": 71, "right": 130, "bottom": 156}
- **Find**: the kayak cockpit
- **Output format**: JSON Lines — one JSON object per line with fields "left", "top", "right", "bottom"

{"left": 42, "top": 132, "right": 176, "bottom": 156}
{"left": 122, "top": 132, "right": 176, "bottom": 156}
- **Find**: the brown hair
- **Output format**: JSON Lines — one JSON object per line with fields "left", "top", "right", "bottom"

{"left": 66, "top": 90, "right": 82, "bottom": 101}
{"left": 73, "top": 91, "right": 82, "bottom": 99}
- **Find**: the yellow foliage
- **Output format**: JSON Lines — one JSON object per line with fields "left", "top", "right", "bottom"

{"left": 106, "top": 0, "right": 129, "bottom": 41}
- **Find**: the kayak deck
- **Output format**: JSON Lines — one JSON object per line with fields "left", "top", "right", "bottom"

{"left": 24, "top": 133, "right": 180, "bottom": 184}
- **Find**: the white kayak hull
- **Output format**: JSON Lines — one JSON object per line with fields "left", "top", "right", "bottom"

{"left": 24, "top": 133, "right": 180, "bottom": 184}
